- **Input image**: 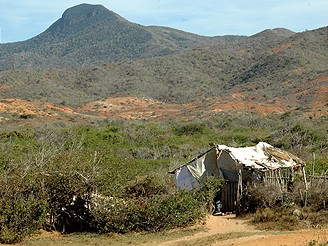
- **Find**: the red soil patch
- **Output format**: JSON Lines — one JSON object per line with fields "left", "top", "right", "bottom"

{"left": 210, "top": 101, "right": 286, "bottom": 115}
{"left": 80, "top": 96, "right": 289, "bottom": 121}
{"left": 310, "top": 75, "right": 328, "bottom": 84}
{"left": 0, "top": 85, "right": 14, "bottom": 91}
{"left": 272, "top": 43, "right": 292, "bottom": 52}
{"left": 80, "top": 97, "right": 194, "bottom": 121}
{"left": 0, "top": 98, "right": 97, "bottom": 123}
{"left": 0, "top": 99, "right": 75, "bottom": 117}
{"left": 217, "top": 229, "right": 328, "bottom": 246}
{"left": 1, "top": 90, "right": 325, "bottom": 124}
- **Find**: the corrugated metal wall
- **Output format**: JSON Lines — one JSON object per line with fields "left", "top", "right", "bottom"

{"left": 220, "top": 182, "right": 237, "bottom": 213}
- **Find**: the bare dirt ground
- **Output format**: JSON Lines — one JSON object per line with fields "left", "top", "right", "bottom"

{"left": 1, "top": 87, "right": 327, "bottom": 124}
{"left": 158, "top": 214, "right": 328, "bottom": 246}
{"left": 12, "top": 214, "right": 328, "bottom": 246}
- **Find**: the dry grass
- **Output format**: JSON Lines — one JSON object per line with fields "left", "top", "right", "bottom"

{"left": 249, "top": 208, "right": 328, "bottom": 231}
{"left": 19, "top": 230, "right": 272, "bottom": 246}
{"left": 19, "top": 227, "right": 203, "bottom": 246}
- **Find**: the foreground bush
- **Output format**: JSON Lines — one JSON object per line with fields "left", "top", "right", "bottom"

{"left": 0, "top": 190, "right": 47, "bottom": 244}
{"left": 90, "top": 178, "right": 222, "bottom": 233}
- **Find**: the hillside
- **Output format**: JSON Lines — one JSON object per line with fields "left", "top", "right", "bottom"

{"left": 0, "top": 4, "right": 297, "bottom": 70}
{"left": 0, "top": 4, "right": 327, "bottom": 122}
{"left": 0, "top": 4, "right": 230, "bottom": 70}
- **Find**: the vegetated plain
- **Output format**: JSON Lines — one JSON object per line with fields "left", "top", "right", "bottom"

{"left": 0, "top": 3, "right": 327, "bottom": 245}
{"left": 0, "top": 115, "right": 327, "bottom": 244}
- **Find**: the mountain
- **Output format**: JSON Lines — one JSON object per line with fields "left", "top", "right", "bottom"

{"left": 0, "top": 4, "right": 327, "bottom": 122}
{"left": 0, "top": 4, "right": 294, "bottom": 70}
{"left": 0, "top": 4, "right": 220, "bottom": 70}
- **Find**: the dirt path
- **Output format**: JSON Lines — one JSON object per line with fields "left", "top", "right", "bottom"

{"left": 158, "top": 214, "right": 328, "bottom": 246}
{"left": 218, "top": 230, "right": 328, "bottom": 246}
{"left": 14, "top": 215, "right": 328, "bottom": 246}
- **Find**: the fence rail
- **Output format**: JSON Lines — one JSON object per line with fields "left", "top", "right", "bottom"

{"left": 308, "top": 173, "right": 328, "bottom": 189}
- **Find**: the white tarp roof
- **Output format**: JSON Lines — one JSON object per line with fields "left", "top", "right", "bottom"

{"left": 218, "top": 142, "right": 303, "bottom": 170}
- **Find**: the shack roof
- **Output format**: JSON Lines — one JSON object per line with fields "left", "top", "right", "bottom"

{"left": 218, "top": 142, "right": 304, "bottom": 170}
{"left": 170, "top": 142, "right": 304, "bottom": 173}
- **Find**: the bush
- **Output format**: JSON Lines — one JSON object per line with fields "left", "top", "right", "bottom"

{"left": 173, "top": 123, "right": 207, "bottom": 136}
{"left": 124, "top": 176, "right": 168, "bottom": 199}
{"left": 246, "top": 181, "right": 328, "bottom": 230}
{"left": 306, "top": 187, "right": 328, "bottom": 211}
{"left": 307, "top": 240, "right": 328, "bottom": 246}
{"left": 0, "top": 189, "right": 47, "bottom": 244}
{"left": 90, "top": 178, "right": 222, "bottom": 233}
{"left": 43, "top": 169, "right": 95, "bottom": 233}
{"left": 244, "top": 184, "right": 285, "bottom": 210}
{"left": 251, "top": 207, "right": 301, "bottom": 230}
{"left": 89, "top": 189, "right": 206, "bottom": 233}
{"left": 194, "top": 177, "right": 224, "bottom": 212}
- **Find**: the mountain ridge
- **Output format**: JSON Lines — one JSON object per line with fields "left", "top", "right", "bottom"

{"left": 0, "top": 4, "right": 327, "bottom": 122}
{"left": 0, "top": 3, "right": 296, "bottom": 70}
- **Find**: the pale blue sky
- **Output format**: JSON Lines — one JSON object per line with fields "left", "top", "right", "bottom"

{"left": 0, "top": 0, "right": 327, "bottom": 43}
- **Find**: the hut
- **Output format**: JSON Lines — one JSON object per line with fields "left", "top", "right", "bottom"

{"left": 169, "top": 142, "right": 305, "bottom": 213}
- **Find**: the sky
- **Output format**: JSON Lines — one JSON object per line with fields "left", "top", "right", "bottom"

{"left": 0, "top": 0, "right": 327, "bottom": 43}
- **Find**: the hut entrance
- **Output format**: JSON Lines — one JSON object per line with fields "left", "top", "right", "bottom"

{"left": 220, "top": 181, "right": 237, "bottom": 213}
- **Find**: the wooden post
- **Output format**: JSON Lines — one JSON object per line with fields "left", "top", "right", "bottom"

{"left": 236, "top": 167, "right": 243, "bottom": 216}
{"left": 302, "top": 166, "right": 308, "bottom": 207}
{"left": 278, "top": 169, "right": 284, "bottom": 191}
{"left": 288, "top": 167, "right": 295, "bottom": 192}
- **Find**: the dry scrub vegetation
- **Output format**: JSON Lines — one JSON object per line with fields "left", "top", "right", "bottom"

{"left": 0, "top": 114, "right": 327, "bottom": 244}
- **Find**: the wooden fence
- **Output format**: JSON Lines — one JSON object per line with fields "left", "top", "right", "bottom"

{"left": 308, "top": 172, "right": 328, "bottom": 189}
{"left": 218, "top": 167, "right": 327, "bottom": 213}
{"left": 262, "top": 168, "right": 295, "bottom": 192}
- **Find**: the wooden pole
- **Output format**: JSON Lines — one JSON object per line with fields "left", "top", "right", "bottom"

{"left": 236, "top": 167, "right": 243, "bottom": 216}
{"left": 302, "top": 166, "right": 308, "bottom": 207}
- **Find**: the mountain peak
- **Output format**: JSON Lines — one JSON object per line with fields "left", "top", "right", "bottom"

{"left": 46, "top": 4, "right": 122, "bottom": 35}
{"left": 252, "top": 28, "right": 295, "bottom": 38}
{"left": 61, "top": 4, "right": 109, "bottom": 22}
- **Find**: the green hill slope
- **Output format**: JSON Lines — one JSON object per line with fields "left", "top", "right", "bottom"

{"left": 0, "top": 26, "right": 327, "bottom": 108}
{"left": 0, "top": 4, "right": 217, "bottom": 70}
{"left": 0, "top": 4, "right": 295, "bottom": 70}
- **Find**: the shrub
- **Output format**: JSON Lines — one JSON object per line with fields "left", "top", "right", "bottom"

{"left": 173, "top": 123, "right": 207, "bottom": 136}
{"left": 251, "top": 207, "right": 301, "bottom": 230}
{"left": 247, "top": 181, "right": 328, "bottom": 230}
{"left": 89, "top": 189, "right": 206, "bottom": 233}
{"left": 0, "top": 120, "right": 326, "bottom": 239}
{"left": 194, "top": 177, "right": 224, "bottom": 212}
{"left": 306, "top": 187, "right": 328, "bottom": 211}
{"left": 243, "top": 183, "right": 285, "bottom": 213}
{"left": 0, "top": 188, "right": 47, "bottom": 244}
{"left": 124, "top": 176, "right": 168, "bottom": 199}
{"left": 90, "top": 178, "right": 222, "bottom": 233}
{"left": 307, "top": 240, "right": 328, "bottom": 246}
{"left": 43, "top": 171, "right": 93, "bottom": 232}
